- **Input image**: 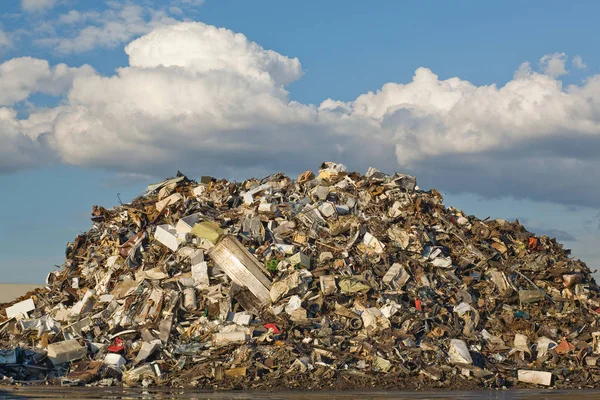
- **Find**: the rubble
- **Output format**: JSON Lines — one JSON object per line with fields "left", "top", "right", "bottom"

{"left": 0, "top": 163, "right": 599, "bottom": 390}
{"left": 47, "top": 340, "right": 87, "bottom": 365}
{"left": 5, "top": 299, "right": 35, "bottom": 320}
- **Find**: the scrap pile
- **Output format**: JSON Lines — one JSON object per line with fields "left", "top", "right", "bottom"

{"left": 1, "top": 162, "right": 599, "bottom": 390}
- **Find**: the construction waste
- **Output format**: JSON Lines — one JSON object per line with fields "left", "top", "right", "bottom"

{"left": 1, "top": 162, "right": 599, "bottom": 391}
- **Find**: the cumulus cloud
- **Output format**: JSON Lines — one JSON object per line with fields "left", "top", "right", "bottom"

{"left": 539, "top": 52, "right": 568, "bottom": 78}
{"left": 0, "top": 57, "right": 95, "bottom": 106}
{"left": 37, "top": 4, "right": 178, "bottom": 53}
{"left": 0, "top": 58, "right": 94, "bottom": 172}
{"left": 4, "top": 22, "right": 600, "bottom": 209}
{"left": 21, "top": 0, "right": 57, "bottom": 13}
{"left": 326, "top": 64, "right": 600, "bottom": 206}
{"left": 573, "top": 55, "right": 587, "bottom": 69}
{"left": 0, "top": 107, "right": 58, "bottom": 173}
{"left": 47, "top": 23, "right": 357, "bottom": 174}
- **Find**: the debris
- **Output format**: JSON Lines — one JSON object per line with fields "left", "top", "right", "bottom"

{"left": 209, "top": 235, "right": 272, "bottom": 305}
{"left": 134, "top": 341, "right": 161, "bottom": 364}
{"left": 191, "top": 221, "right": 224, "bottom": 244}
{"left": 155, "top": 193, "right": 183, "bottom": 213}
{"left": 213, "top": 332, "right": 247, "bottom": 346}
{"left": 519, "top": 289, "right": 545, "bottom": 304}
{"left": 104, "top": 353, "right": 127, "bottom": 368}
{"left": 287, "top": 252, "right": 310, "bottom": 269}
{"left": 319, "top": 275, "right": 337, "bottom": 295}
{"left": 0, "top": 163, "right": 597, "bottom": 390}
{"left": 5, "top": 298, "right": 35, "bottom": 319}
{"left": 0, "top": 350, "right": 16, "bottom": 364}
{"left": 448, "top": 339, "right": 473, "bottom": 365}
{"left": 123, "top": 362, "right": 161, "bottom": 385}
{"left": 47, "top": 340, "right": 87, "bottom": 365}
{"left": 154, "top": 224, "right": 180, "bottom": 252}
{"left": 518, "top": 370, "right": 553, "bottom": 386}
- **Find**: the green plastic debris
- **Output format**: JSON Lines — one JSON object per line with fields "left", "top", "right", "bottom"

{"left": 265, "top": 259, "right": 278, "bottom": 272}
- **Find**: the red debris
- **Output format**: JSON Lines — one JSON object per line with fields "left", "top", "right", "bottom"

{"left": 264, "top": 323, "right": 281, "bottom": 334}
{"left": 107, "top": 337, "right": 125, "bottom": 353}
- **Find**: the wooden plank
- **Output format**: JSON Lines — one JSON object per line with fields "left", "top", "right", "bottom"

{"left": 208, "top": 236, "right": 271, "bottom": 305}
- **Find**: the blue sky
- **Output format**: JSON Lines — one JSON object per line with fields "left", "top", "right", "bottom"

{"left": 1, "top": 0, "right": 600, "bottom": 282}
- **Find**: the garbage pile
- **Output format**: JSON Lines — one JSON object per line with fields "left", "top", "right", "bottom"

{"left": 1, "top": 162, "right": 599, "bottom": 390}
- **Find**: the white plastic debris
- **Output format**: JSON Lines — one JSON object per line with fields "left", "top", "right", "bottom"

{"left": 382, "top": 263, "right": 410, "bottom": 289}
{"left": 536, "top": 337, "right": 558, "bottom": 360}
{"left": 69, "top": 290, "right": 95, "bottom": 317}
{"left": 448, "top": 339, "right": 473, "bottom": 365}
{"left": 513, "top": 333, "right": 531, "bottom": 355}
{"left": 183, "top": 287, "right": 197, "bottom": 310}
{"left": 154, "top": 224, "right": 179, "bottom": 251}
{"left": 213, "top": 331, "right": 247, "bottom": 346}
{"left": 431, "top": 257, "right": 452, "bottom": 268}
{"left": 363, "top": 232, "right": 385, "bottom": 254}
{"left": 258, "top": 203, "right": 277, "bottom": 213}
{"left": 482, "top": 329, "right": 505, "bottom": 346}
{"left": 518, "top": 370, "right": 552, "bottom": 386}
{"left": 104, "top": 353, "right": 127, "bottom": 368}
{"left": 191, "top": 261, "right": 209, "bottom": 287}
{"left": 176, "top": 213, "right": 203, "bottom": 234}
{"left": 318, "top": 202, "right": 336, "bottom": 218}
{"left": 312, "top": 186, "right": 330, "bottom": 201}
{"left": 5, "top": 298, "right": 35, "bottom": 319}
{"left": 285, "top": 295, "right": 302, "bottom": 315}
{"left": 232, "top": 312, "right": 252, "bottom": 326}
{"left": 192, "top": 185, "right": 205, "bottom": 197}
{"left": 134, "top": 341, "right": 161, "bottom": 364}
{"left": 275, "top": 244, "right": 296, "bottom": 255}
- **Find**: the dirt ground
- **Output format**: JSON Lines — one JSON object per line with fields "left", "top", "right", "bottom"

{"left": 0, "top": 284, "right": 41, "bottom": 304}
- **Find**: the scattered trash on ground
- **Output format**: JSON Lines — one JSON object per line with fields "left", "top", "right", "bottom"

{"left": 1, "top": 162, "right": 598, "bottom": 390}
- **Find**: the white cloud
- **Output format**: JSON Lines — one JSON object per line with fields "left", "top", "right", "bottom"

{"left": 124, "top": 23, "right": 302, "bottom": 86}
{"left": 37, "top": 4, "right": 179, "bottom": 54}
{"left": 21, "top": 0, "right": 57, "bottom": 13}
{"left": 48, "top": 23, "right": 326, "bottom": 172}
{"left": 539, "top": 52, "right": 568, "bottom": 78}
{"left": 0, "top": 30, "right": 11, "bottom": 49}
{"left": 573, "top": 55, "right": 587, "bottom": 69}
{"left": 172, "top": 0, "right": 205, "bottom": 6}
{"left": 0, "top": 57, "right": 93, "bottom": 172}
{"left": 0, "top": 107, "right": 57, "bottom": 172}
{"left": 0, "top": 57, "right": 95, "bottom": 106}
{"left": 4, "top": 22, "right": 600, "bottom": 208}
{"left": 57, "top": 10, "right": 100, "bottom": 25}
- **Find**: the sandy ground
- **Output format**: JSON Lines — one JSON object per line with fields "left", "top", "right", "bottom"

{"left": 0, "top": 283, "right": 42, "bottom": 304}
